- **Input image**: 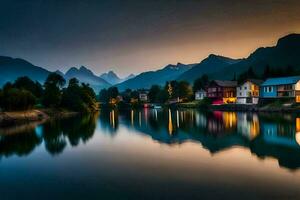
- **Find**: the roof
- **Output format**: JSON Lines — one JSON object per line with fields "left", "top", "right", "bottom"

{"left": 261, "top": 76, "right": 300, "bottom": 86}
{"left": 240, "top": 79, "right": 264, "bottom": 86}
{"left": 212, "top": 80, "right": 237, "bottom": 87}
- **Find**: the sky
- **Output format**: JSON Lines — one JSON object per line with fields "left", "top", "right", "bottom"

{"left": 0, "top": 0, "right": 300, "bottom": 77}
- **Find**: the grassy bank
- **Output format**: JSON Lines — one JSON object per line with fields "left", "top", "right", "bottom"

{"left": 0, "top": 109, "right": 79, "bottom": 127}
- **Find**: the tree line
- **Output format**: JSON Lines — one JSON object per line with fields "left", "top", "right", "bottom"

{"left": 0, "top": 73, "right": 97, "bottom": 112}
{"left": 99, "top": 80, "right": 194, "bottom": 106}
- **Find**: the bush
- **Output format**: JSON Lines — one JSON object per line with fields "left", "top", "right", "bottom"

{"left": 1, "top": 88, "right": 36, "bottom": 111}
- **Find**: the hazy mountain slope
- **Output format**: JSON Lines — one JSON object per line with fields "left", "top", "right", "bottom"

{"left": 100, "top": 71, "right": 122, "bottom": 85}
{"left": 210, "top": 33, "right": 300, "bottom": 80}
{"left": 116, "top": 63, "right": 195, "bottom": 91}
{"left": 123, "top": 74, "right": 135, "bottom": 81}
{"left": 177, "top": 54, "right": 241, "bottom": 82}
{"left": 0, "top": 56, "right": 50, "bottom": 86}
{"left": 64, "top": 66, "right": 111, "bottom": 92}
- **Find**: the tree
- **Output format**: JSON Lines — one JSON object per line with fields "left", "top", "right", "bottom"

{"left": 42, "top": 73, "right": 65, "bottom": 107}
{"left": 13, "top": 76, "right": 43, "bottom": 98}
{"left": 178, "top": 81, "right": 193, "bottom": 100}
{"left": 99, "top": 89, "right": 109, "bottom": 103}
{"left": 61, "top": 78, "right": 97, "bottom": 112}
{"left": 44, "top": 73, "right": 66, "bottom": 88}
{"left": 262, "top": 65, "right": 271, "bottom": 79}
{"left": 0, "top": 88, "right": 36, "bottom": 111}
{"left": 156, "top": 89, "right": 169, "bottom": 103}
{"left": 148, "top": 85, "right": 161, "bottom": 103}
{"left": 237, "top": 66, "right": 258, "bottom": 83}
{"left": 80, "top": 83, "right": 97, "bottom": 112}
{"left": 193, "top": 74, "right": 209, "bottom": 92}
{"left": 122, "top": 89, "right": 132, "bottom": 103}
{"left": 107, "top": 87, "right": 119, "bottom": 99}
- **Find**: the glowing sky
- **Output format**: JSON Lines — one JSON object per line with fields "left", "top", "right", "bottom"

{"left": 0, "top": 0, "right": 300, "bottom": 77}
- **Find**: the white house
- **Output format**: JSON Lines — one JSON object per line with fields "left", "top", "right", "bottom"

{"left": 237, "top": 79, "right": 263, "bottom": 104}
{"left": 195, "top": 89, "right": 207, "bottom": 100}
{"left": 138, "top": 90, "right": 149, "bottom": 102}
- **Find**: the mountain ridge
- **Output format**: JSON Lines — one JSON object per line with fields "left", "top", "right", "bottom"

{"left": 115, "top": 62, "right": 196, "bottom": 91}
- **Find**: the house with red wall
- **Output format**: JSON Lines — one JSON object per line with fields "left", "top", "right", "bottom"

{"left": 207, "top": 80, "right": 237, "bottom": 104}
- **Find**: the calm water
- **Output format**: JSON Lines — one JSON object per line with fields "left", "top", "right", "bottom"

{"left": 1, "top": 109, "right": 300, "bottom": 199}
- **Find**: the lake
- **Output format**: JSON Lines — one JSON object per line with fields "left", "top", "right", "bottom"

{"left": 1, "top": 109, "right": 300, "bottom": 199}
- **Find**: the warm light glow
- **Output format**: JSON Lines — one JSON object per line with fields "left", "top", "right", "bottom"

{"left": 223, "top": 112, "right": 237, "bottom": 129}
{"left": 296, "top": 96, "right": 300, "bottom": 103}
{"left": 168, "top": 109, "right": 173, "bottom": 135}
{"left": 110, "top": 110, "right": 116, "bottom": 129}
{"left": 249, "top": 117, "right": 260, "bottom": 140}
{"left": 223, "top": 97, "right": 237, "bottom": 104}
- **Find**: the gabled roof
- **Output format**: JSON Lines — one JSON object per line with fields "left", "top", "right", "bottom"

{"left": 261, "top": 76, "right": 300, "bottom": 86}
{"left": 239, "top": 79, "right": 264, "bottom": 86}
{"left": 211, "top": 80, "right": 237, "bottom": 87}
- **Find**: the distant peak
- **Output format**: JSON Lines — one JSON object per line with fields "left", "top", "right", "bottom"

{"left": 79, "top": 66, "right": 89, "bottom": 71}
{"left": 67, "top": 67, "right": 78, "bottom": 72}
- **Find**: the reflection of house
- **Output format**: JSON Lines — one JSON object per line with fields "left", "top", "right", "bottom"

{"left": 195, "top": 89, "right": 207, "bottom": 100}
{"left": 237, "top": 113, "right": 260, "bottom": 140}
{"left": 138, "top": 90, "right": 149, "bottom": 102}
{"left": 260, "top": 76, "right": 300, "bottom": 102}
{"left": 260, "top": 121, "right": 299, "bottom": 148}
{"left": 207, "top": 80, "right": 237, "bottom": 104}
{"left": 237, "top": 79, "right": 263, "bottom": 104}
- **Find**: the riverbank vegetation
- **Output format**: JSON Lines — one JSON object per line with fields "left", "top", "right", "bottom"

{"left": 0, "top": 73, "right": 98, "bottom": 113}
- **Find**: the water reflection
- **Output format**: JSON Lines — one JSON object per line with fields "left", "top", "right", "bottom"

{"left": 1, "top": 109, "right": 300, "bottom": 170}
{"left": 0, "top": 114, "right": 98, "bottom": 157}
{"left": 97, "top": 109, "right": 300, "bottom": 170}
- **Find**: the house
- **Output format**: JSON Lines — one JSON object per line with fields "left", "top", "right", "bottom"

{"left": 260, "top": 76, "right": 300, "bottom": 102}
{"left": 195, "top": 89, "right": 206, "bottom": 100}
{"left": 207, "top": 80, "right": 237, "bottom": 104}
{"left": 236, "top": 79, "right": 263, "bottom": 104}
{"left": 138, "top": 89, "right": 149, "bottom": 102}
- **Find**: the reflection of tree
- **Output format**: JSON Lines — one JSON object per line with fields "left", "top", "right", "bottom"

{"left": 43, "top": 114, "right": 98, "bottom": 155}
{"left": 43, "top": 120, "right": 67, "bottom": 155}
{"left": 0, "top": 113, "right": 98, "bottom": 157}
{"left": 0, "top": 129, "right": 42, "bottom": 157}
{"left": 62, "top": 114, "right": 97, "bottom": 146}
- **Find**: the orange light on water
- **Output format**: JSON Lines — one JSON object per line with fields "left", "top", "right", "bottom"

{"left": 168, "top": 109, "right": 173, "bottom": 135}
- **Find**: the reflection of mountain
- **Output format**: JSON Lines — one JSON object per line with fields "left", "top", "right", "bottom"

{"left": 0, "top": 114, "right": 97, "bottom": 157}
{"left": 110, "top": 109, "right": 300, "bottom": 170}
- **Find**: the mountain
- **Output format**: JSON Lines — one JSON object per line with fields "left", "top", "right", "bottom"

{"left": 64, "top": 66, "right": 111, "bottom": 92}
{"left": 100, "top": 71, "right": 122, "bottom": 85}
{"left": 210, "top": 33, "right": 300, "bottom": 80}
{"left": 124, "top": 73, "right": 135, "bottom": 81}
{"left": 0, "top": 56, "right": 51, "bottom": 86}
{"left": 177, "top": 54, "right": 241, "bottom": 82}
{"left": 116, "top": 63, "right": 195, "bottom": 91}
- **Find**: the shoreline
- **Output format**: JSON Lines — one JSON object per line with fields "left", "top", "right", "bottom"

{"left": 178, "top": 103, "right": 300, "bottom": 112}
{"left": 0, "top": 109, "right": 79, "bottom": 128}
